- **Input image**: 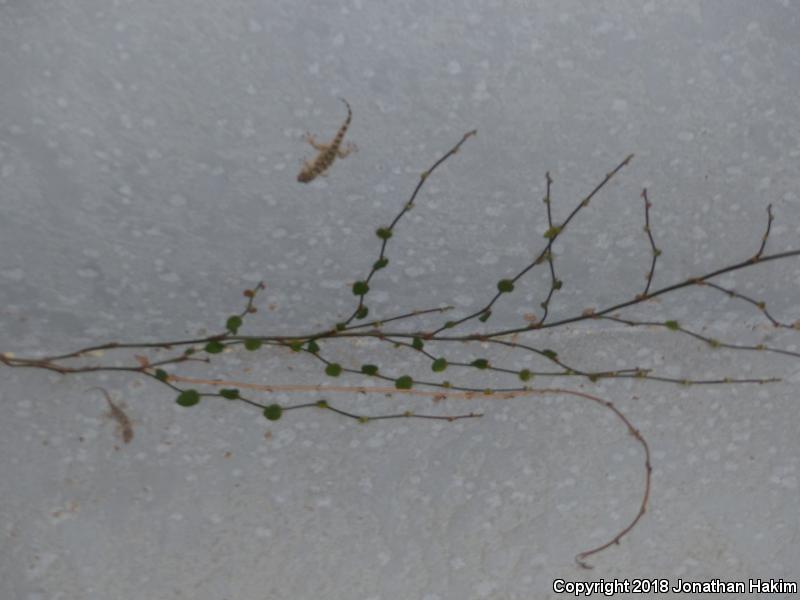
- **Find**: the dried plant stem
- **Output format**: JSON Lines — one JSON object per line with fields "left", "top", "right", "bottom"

{"left": 3, "top": 127, "right": 799, "bottom": 569}
{"left": 168, "top": 376, "right": 649, "bottom": 568}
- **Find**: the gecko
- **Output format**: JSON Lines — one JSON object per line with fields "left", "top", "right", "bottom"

{"left": 88, "top": 387, "right": 134, "bottom": 444}
{"left": 297, "top": 98, "right": 356, "bottom": 183}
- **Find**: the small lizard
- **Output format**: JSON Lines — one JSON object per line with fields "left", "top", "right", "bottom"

{"left": 88, "top": 387, "right": 134, "bottom": 444}
{"left": 297, "top": 98, "right": 356, "bottom": 183}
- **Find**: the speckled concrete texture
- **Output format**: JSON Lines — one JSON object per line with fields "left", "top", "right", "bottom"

{"left": 2, "top": 1, "right": 800, "bottom": 598}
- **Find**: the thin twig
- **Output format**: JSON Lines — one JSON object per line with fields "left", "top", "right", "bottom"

{"left": 755, "top": 203, "right": 773, "bottom": 259}
{"left": 432, "top": 154, "right": 634, "bottom": 335}
{"left": 639, "top": 189, "right": 660, "bottom": 298}
{"left": 538, "top": 171, "right": 561, "bottom": 325}
{"left": 343, "top": 130, "right": 477, "bottom": 326}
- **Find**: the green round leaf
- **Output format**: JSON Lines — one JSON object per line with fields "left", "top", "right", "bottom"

{"left": 325, "top": 363, "right": 343, "bottom": 377}
{"left": 471, "top": 358, "right": 489, "bottom": 369}
{"left": 306, "top": 340, "right": 320, "bottom": 353}
{"left": 244, "top": 338, "right": 263, "bottom": 351}
{"left": 219, "top": 388, "right": 240, "bottom": 400}
{"left": 225, "top": 315, "right": 243, "bottom": 334}
{"left": 431, "top": 357, "right": 448, "bottom": 372}
{"left": 205, "top": 340, "right": 225, "bottom": 354}
{"left": 373, "top": 257, "right": 389, "bottom": 270}
{"left": 361, "top": 364, "right": 379, "bottom": 376}
{"left": 176, "top": 389, "right": 200, "bottom": 407}
{"left": 355, "top": 306, "right": 369, "bottom": 319}
{"left": 497, "top": 279, "right": 515, "bottom": 293}
{"left": 519, "top": 369, "right": 532, "bottom": 382}
{"left": 395, "top": 375, "right": 413, "bottom": 390}
{"left": 154, "top": 369, "right": 169, "bottom": 382}
{"left": 412, "top": 337, "right": 424, "bottom": 351}
{"left": 376, "top": 227, "right": 393, "bottom": 240}
{"left": 352, "top": 281, "right": 370, "bottom": 296}
{"left": 263, "top": 404, "right": 283, "bottom": 421}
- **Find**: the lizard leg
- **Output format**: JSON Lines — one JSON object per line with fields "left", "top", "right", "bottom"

{"left": 303, "top": 133, "right": 328, "bottom": 151}
{"left": 337, "top": 142, "right": 358, "bottom": 158}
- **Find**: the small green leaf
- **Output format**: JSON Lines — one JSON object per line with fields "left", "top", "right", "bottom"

{"left": 542, "top": 349, "right": 558, "bottom": 360}
{"left": 665, "top": 320, "right": 680, "bottom": 331}
{"left": 431, "top": 357, "right": 448, "bottom": 372}
{"left": 471, "top": 358, "right": 489, "bottom": 369}
{"left": 205, "top": 340, "right": 225, "bottom": 354}
{"left": 263, "top": 404, "right": 283, "bottom": 421}
{"left": 244, "top": 338, "right": 263, "bottom": 351}
{"left": 352, "top": 281, "right": 370, "bottom": 296}
{"left": 336, "top": 322, "right": 347, "bottom": 331}
{"left": 497, "top": 279, "right": 514, "bottom": 293}
{"left": 543, "top": 225, "right": 562, "bottom": 239}
{"left": 519, "top": 369, "right": 532, "bottom": 382}
{"left": 154, "top": 369, "right": 169, "bottom": 382}
{"left": 444, "top": 320, "right": 456, "bottom": 329}
{"left": 325, "top": 363, "right": 343, "bottom": 377}
{"left": 219, "top": 388, "right": 240, "bottom": 400}
{"left": 373, "top": 257, "right": 389, "bottom": 270}
{"left": 176, "top": 389, "right": 200, "bottom": 407}
{"left": 225, "top": 315, "right": 243, "bottom": 334}
{"left": 316, "top": 399, "right": 329, "bottom": 408}
{"left": 306, "top": 340, "right": 320, "bottom": 353}
{"left": 412, "top": 337, "right": 424, "bottom": 351}
{"left": 289, "top": 341, "right": 303, "bottom": 352}
{"left": 478, "top": 310, "right": 491, "bottom": 323}
{"left": 355, "top": 306, "right": 369, "bottom": 319}
{"left": 553, "top": 279, "right": 563, "bottom": 290}
{"left": 395, "top": 375, "right": 413, "bottom": 390}
{"left": 361, "top": 364, "right": 379, "bottom": 376}
{"left": 376, "top": 227, "right": 393, "bottom": 240}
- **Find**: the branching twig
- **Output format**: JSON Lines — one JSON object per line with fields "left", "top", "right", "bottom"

{"left": 431, "top": 153, "right": 634, "bottom": 335}
{"left": 343, "top": 130, "right": 477, "bottom": 326}
{"left": 700, "top": 281, "right": 792, "bottom": 328}
{"left": 639, "top": 189, "right": 660, "bottom": 298}
{"left": 3, "top": 129, "right": 800, "bottom": 568}
{"left": 537, "top": 172, "right": 561, "bottom": 326}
